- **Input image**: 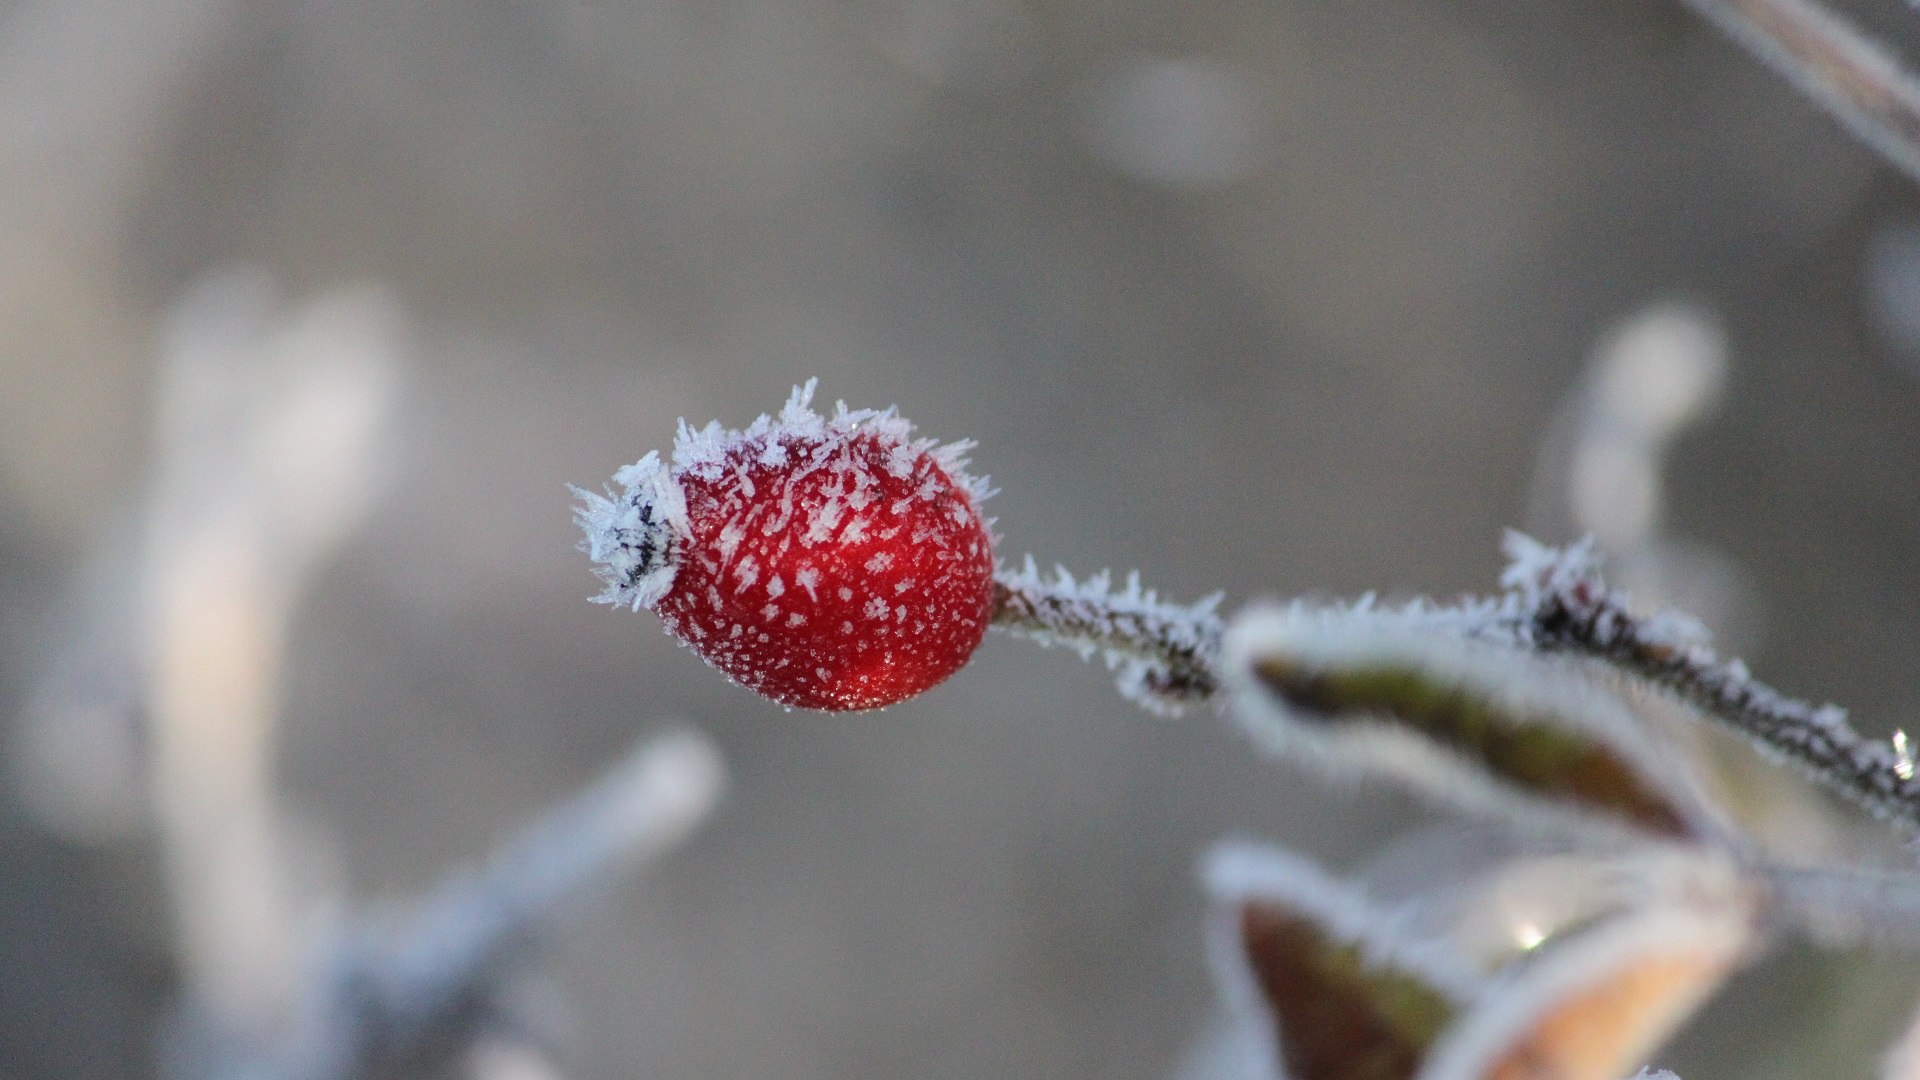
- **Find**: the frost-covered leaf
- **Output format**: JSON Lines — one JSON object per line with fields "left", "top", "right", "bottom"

{"left": 1420, "top": 891, "right": 1754, "bottom": 1080}
{"left": 1223, "top": 604, "right": 1724, "bottom": 844}
{"left": 1205, "top": 844, "right": 1477, "bottom": 1080}
{"left": 1206, "top": 843, "right": 1745, "bottom": 1080}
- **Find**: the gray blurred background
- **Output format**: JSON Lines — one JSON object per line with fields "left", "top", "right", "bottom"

{"left": 4, "top": 1, "right": 1920, "bottom": 1077}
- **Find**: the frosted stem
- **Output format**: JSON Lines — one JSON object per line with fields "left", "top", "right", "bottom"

{"left": 993, "top": 538, "right": 1919, "bottom": 848}
{"left": 989, "top": 561, "right": 1224, "bottom": 709}
{"left": 267, "top": 729, "right": 725, "bottom": 1080}
{"left": 1678, "top": 0, "right": 1920, "bottom": 186}
{"left": 1499, "top": 536, "right": 1920, "bottom": 838}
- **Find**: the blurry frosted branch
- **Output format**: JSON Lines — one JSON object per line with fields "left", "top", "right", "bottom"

{"left": 240, "top": 729, "right": 726, "bottom": 1080}
{"left": 990, "top": 559, "right": 1224, "bottom": 711}
{"left": 1679, "top": 0, "right": 1920, "bottom": 185}
{"left": 109, "top": 272, "right": 728, "bottom": 1080}
{"left": 136, "top": 271, "right": 403, "bottom": 1036}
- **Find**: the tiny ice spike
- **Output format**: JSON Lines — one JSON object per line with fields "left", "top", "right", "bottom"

{"left": 574, "top": 380, "right": 997, "bottom": 711}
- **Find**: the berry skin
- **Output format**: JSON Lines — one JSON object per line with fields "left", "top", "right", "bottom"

{"left": 575, "top": 380, "right": 996, "bottom": 711}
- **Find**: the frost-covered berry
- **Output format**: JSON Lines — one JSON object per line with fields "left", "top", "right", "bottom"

{"left": 574, "top": 380, "right": 997, "bottom": 711}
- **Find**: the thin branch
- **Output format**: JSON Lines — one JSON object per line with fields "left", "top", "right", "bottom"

{"left": 989, "top": 559, "right": 1224, "bottom": 710}
{"left": 256, "top": 729, "right": 726, "bottom": 1080}
{"left": 1496, "top": 534, "right": 1920, "bottom": 839}
{"left": 1679, "top": 0, "right": 1920, "bottom": 185}
{"left": 996, "top": 533, "right": 1918, "bottom": 849}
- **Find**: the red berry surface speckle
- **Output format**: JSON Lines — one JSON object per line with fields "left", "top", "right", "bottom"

{"left": 576, "top": 381, "right": 996, "bottom": 710}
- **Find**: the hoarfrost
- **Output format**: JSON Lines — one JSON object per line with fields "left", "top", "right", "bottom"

{"left": 664, "top": 378, "right": 993, "bottom": 508}
{"left": 1494, "top": 532, "right": 1916, "bottom": 835}
{"left": 571, "top": 450, "right": 689, "bottom": 611}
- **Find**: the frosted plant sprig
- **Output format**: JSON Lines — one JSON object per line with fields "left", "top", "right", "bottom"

{"left": 243, "top": 729, "right": 725, "bottom": 1080}
{"left": 1223, "top": 602, "right": 1732, "bottom": 846}
{"left": 1493, "top": 532, "right": 1920, "bottom": 838}
{"left": 988, "top": 558, "right": 1225, "bottom": 712}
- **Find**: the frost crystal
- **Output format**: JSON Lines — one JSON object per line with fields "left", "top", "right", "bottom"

{"left": 571, "top": 451, "right": 689, "bottom": 610}
{"left": 668, "top": 378, "right": 994, "bottom": 508}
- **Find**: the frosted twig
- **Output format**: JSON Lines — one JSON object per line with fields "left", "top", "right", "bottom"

{"left": 1001, "top": 534, "right": 1914, "bottom": 864}
{"left": 998, "top": 535, "right": 1913, "bottom": 847}
{"left": 1495, "top": 533, "right": 1920, "bottom": 838}
{"left": 1679, "top": 0, "right": 1920, "bottom": 185}
{"left": 255, "top": 729, "right": 726, "bottom": 1080}
{"left": 990, "top": 558, "right": 1224, "bottom": 711}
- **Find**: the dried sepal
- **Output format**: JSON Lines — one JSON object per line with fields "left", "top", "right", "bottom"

{"left": 1223, "top": 604, "right": 1724, "bottom": 845}
{"left": 1205, "top": 844, "right": 1477, "bottom": 1080}
{"left": 1420, "top": 886, "right": 1757, "bottom": 1080}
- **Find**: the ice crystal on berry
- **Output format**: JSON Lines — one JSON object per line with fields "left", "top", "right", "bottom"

{"left": 576, "top": 380, "right": 996, "bottom": 711}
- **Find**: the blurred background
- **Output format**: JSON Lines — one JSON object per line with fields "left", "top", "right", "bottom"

{"left": 4, "top": 1, "right": 1920, "bottom": 1077}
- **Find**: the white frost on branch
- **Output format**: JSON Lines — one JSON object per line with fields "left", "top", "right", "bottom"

{"left": 213, "top": 729, "right": 726, "bottom": 1080}
{"left": 1012, "top": 529, "right": 1914, "bottom": 848}
{"left": 1491, "top": 531, "right": 1920, "bottom": 838}
{"left": 990, "top": 556, "right": 1223, "bottom": 712}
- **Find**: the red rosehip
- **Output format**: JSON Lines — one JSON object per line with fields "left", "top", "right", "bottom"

{"left": 575, "top": 381, "right": 997, "bottom": 711}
